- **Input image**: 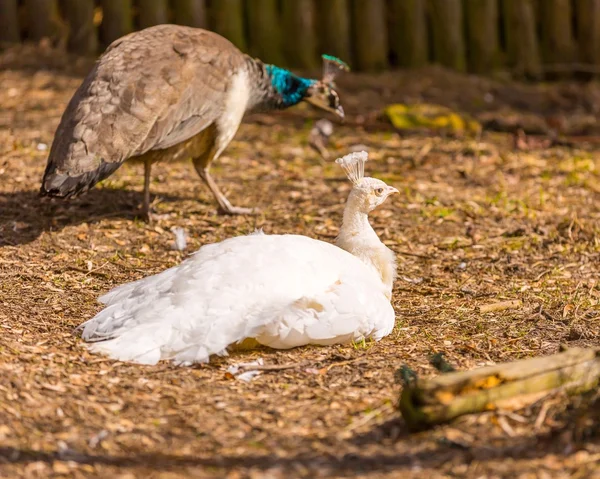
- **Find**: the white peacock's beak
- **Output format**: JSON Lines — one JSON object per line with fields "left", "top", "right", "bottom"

{"left": 387, "top": 186, "right": 399, "bottom": 195}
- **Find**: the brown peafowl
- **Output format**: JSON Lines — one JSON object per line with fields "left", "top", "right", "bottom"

{"left": 40, "top": 25, "right": 348, "bottom": 219}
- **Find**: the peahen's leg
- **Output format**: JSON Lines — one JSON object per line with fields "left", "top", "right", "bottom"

{"left": 141, "top": 159, "right": 153, "bottom": 222}
{"left": 192, "top": 156, "right": 257, "bottom": 215}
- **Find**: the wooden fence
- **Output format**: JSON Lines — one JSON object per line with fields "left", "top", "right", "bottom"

{"left": 1, "top": 0, "right": 600, "bottom": 77}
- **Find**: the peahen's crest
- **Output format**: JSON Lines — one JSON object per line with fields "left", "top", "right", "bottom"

{"left": 336, "top": 151, "right": 367, "bottom": 185}
{"left": 322, "top": 55, "right": 350, "bottom": 85}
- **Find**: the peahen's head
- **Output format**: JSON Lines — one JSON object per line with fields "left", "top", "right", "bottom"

{"left": 265, "top": 55, "right": 349, "bottom": 118}
{"left": 336, "top": 151, "right": 398, "bottom": 213}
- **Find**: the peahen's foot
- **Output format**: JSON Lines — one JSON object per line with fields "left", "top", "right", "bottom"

{"left": 218, "top": 204, "right": 260, "bottom": 215}
{"left": 139, "top": 207, "right": 171, "bottom": 223}
{"left": 139, "top": 209, "right": 155, "bottom": 223}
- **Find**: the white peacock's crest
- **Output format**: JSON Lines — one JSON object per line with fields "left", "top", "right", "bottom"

{"left": 335, "top": 151, "right": 368, "bottom": 185}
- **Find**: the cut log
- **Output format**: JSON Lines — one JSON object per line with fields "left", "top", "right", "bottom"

{"left": 0, "top": 0, "right": 20, "bottom": 43}
{"left": 138, "top": 0, "right": 169, "bottom": 29}
{"left": 100, "top": 0, "right": 133, "bottom": 46}
{"left": 399, "top": 347, "right": 600, "bottom": 429}
{"left": 464, "top": 0, "right": 499, "bottom": 74}
{"left": 389, "top": 0, "right": 428, "bottom": 68}
{"left": 62, "top": 0, "right": 97, "bottom": 55}
{"left": 246, "top": 0, "right": 283, "bottom": 65}
{"left": 282, "top": 0, "right": 318, "bottom": 69}
{"left": 352, "top": 0, "right": 388, "bottom": 71}
{"left": 318, "top": 0, "right": 351, "bottom": 65}
{"left": 210, "top": 0, "right": 246, "bottom": 51}
{"left": 173, "top": 0, "right": 207, "bottom": 28}
{"left": 503, "top": 0, "right": 542, "bottom": 78}
{"left": 428, "top": 0, "right": 466, "bottom": 72}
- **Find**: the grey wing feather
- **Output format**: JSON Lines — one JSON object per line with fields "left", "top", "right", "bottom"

{"left": 41, "top": 25, "right": 246, "bottom": 197}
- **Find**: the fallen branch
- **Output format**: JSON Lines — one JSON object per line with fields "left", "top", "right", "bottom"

{"left": 399, "top": 347, "right": 600, "bottom": 430}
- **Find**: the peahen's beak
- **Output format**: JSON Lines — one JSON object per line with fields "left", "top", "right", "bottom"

{"left": 304, "top": 94, "right": 344, "bottom": 120}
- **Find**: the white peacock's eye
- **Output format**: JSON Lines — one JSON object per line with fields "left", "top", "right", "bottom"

{"left": 375, "top": 187, "right": 384, "bottom": 196}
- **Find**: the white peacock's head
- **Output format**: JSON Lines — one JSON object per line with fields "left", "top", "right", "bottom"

{"left": 336, "top": 151, "right": 398, "bottom": 212}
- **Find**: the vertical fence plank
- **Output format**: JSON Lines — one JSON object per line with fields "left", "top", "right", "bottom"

{"left": 389, "top": 0, "right": 428, "bottom": 68}
{"left": 428, "top": 0, "right": 466, "bottom": 71}
{"left": 173, "top": 0, "right": 207, "bottom": 28}
{"left": 138, "top": 0, "right": 169, "bottom": 28}
{"left": 503, "top": 0, "right": 541, "bottom": 78}
{"left": 282, "top": 0, "right": 318, "bottom": 69}
{"left": 540, "top": 0, "right": 574, "bottom": 69}
{"left": 62, "top": 0, "right": 97, "bottom": 55}
{"left": 246, "top": 0, "right": 283, "bottom": 64}
{"left": 319, "top": 0, "right": 351, "bottom": 64}
{"left": 465, "top": 0, "right": 499, "bottom": 73}
{"left": 0, "top": 0, "right": 20, "bottom": 43}
{"left": 100, "top": 0, "right": 133, "bottom": 45}
{"left": 352, "top": 0, "right": 388, "bottom": 71}
{"left": 211, "top": 0, "right": 246, "bottom": 51}
{"left": 25, "top": 0, "right": 60, "bottom": 41}
{"left": 577, "top": 0, "right": 600, "bottom": 68}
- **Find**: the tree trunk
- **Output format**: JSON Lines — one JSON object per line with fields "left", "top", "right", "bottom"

{"left": 246, "top": 0, "right": 283, "bottom": 65}
{"left": 282, "top": 0, "right": 318, "bottom": 69}
{"left": 138, "top": 0, "right": 169, "bottom": 29}
{"left": 100, "top": 0, "right": 133, "bottom": 46}
{"left": 25, "top": 0, "right": 60, "bottom": 42}
{"left": 399, "top": 347, "right": 600, "bottom": 429}
{"left": 540, "top": 0, "right": 574, "bottom": 71}
{"left": 576, "top": 0, "right": 600, "bottom": 70}
{"left": 428, "top": 0, "right": 466, "bottom": 71}
{"left": 503, "top": 0, "right": 542, "bottom": 78}
{"left": 389, "top": 0, "right": 428, "bottom": 68}
{"left": 62, "top": 0, "right": 97, "bottom": 55}
{"left": 0, "top": 0, "right": 20, "bottom": 43}
{"left": 318, "top": 0, "right": 351, "bottom": 66}
{"left": 211, "top": 0, "right": 246, "bottom": 51}
{"left": 352, "top": 0, "right": 388, "bottom": 71}
{"left": 464, "top": 0, "right": 499, "bottom": 74}
{"left": 173, "top": 0, "right": 207, "bottom": 28}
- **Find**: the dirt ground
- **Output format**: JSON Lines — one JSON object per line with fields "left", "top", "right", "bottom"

{"left": 1, "top": 45, "right": 599, "bottom": 478}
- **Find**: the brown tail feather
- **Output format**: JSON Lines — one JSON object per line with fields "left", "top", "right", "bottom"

{"left": 40, "top": 161, "right": 123, "bottom": 199}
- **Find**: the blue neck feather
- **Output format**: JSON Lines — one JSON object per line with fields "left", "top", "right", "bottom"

{"left": 265, "top": 65, "right": 316, "bottom": 107}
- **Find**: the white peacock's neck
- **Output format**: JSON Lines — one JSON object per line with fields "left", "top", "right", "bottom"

{"left": 335, "top": 193, "right": 397, "bottom": 297}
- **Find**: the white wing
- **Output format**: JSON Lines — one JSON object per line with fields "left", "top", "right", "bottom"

{"left": 80, "top": 233, "right": 394, "bottom": 365}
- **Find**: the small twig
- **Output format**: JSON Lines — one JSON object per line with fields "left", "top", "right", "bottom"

{"left": 237, "top": 361, "right": 308, "bottom": 372}
{"left": 499, "top": 411, "right": 529, "bottom": 424}
{"left": 479, "top": 300, "right": 522, "bottom": 314}
{"left": 343, "top": 402, "right": 395, "bottom": 433}
{"left": 326, "top": 357, "right": 367, "bottom": 371}
{"left": 497, "top": 415, "right": 517, "bottom": 437}
{"left": 535, "top": 269, "right": 554, "bottom": 281}
{"left": 412, "top": 143, "right": 432, "bottom": 167}
{"left": 534, "top": 399, "right": 557, "bottom": 431}
{"left": 396, "top": 250, "right": 430, "bottom": 259}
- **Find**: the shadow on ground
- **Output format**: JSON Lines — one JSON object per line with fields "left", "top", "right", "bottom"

{"left": 1, "top": 426, "right": 594, "bottom": 476}
{"left": 0, "top": 188, "right": 195, "bottom": 246}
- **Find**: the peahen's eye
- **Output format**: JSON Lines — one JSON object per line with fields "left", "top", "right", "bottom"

{"left": 375, "top": 187, "right": 384, "bottom": 196}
